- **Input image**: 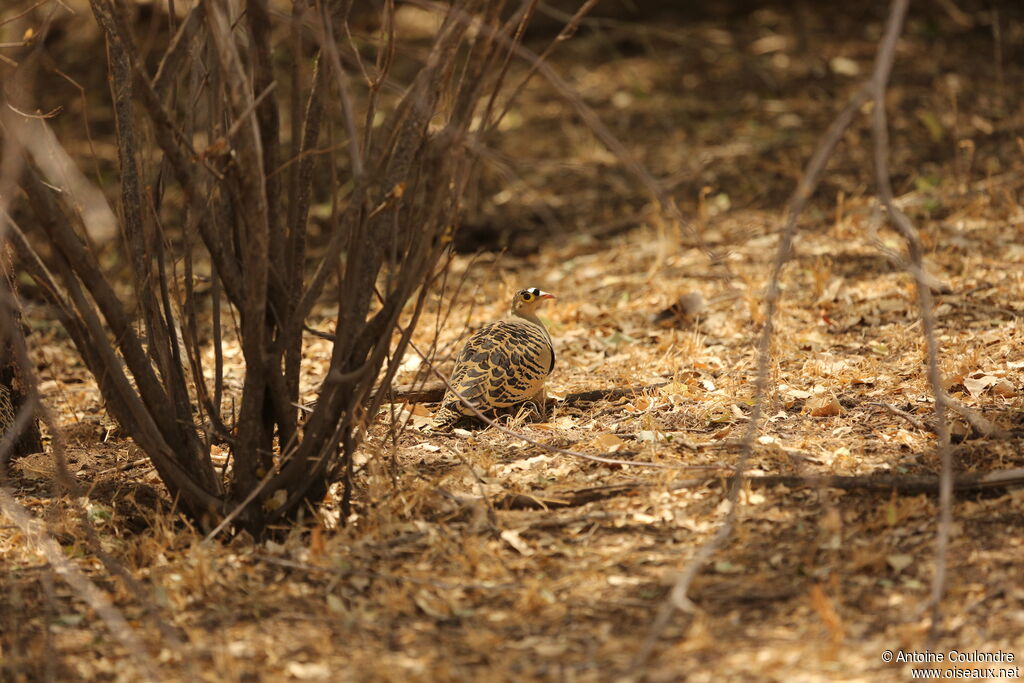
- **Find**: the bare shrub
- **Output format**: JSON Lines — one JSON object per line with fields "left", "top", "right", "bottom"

{"left": 3, "top": 0, "right": 534, "bottom": 534}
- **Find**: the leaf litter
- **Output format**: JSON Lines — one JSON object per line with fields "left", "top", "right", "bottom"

{"left": 4, "top": 5, "right": 1024, "bottom": 681}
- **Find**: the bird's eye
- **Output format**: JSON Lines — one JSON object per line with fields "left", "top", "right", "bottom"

{"left": 521, "top": 291, "right": 534, "bottom": 301}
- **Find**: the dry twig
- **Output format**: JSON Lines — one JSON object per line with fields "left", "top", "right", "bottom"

{"left": 634, "top": 0, "right": 912, "bottom": 669}
{"left": 871, "top": 401, "right": 929, "bottom": 432}
{"left": 865, "top": 0, "right": 954, "bottom": 635}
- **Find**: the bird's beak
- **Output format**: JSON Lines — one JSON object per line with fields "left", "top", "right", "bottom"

{"left": 538, "top": 291, "right": 556, "bottom": 300}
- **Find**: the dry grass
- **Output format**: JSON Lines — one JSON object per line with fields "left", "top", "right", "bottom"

{"left": 4, "top": 3, "right": 1024, "bottom": 681}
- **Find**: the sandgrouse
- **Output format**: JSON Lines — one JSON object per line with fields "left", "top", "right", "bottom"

{"left": 430, "top": 287, "right": 556, "bottom": 430}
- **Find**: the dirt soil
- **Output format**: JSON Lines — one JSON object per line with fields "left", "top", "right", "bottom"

{"left": 4, "top": 2, "right": 1024, "bottom": 681}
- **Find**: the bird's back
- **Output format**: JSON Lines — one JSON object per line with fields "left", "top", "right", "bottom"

{"left": 431, "top": 317, "right": 554, "bottom": 428}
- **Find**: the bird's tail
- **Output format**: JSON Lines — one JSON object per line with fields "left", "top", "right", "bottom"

{"left": 428, "top": 403, "right": 463, "bottom": 431}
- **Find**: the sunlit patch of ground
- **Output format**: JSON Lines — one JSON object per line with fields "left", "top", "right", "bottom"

{"left": 4, "top": 4, "right": 1024, "bottom": 681}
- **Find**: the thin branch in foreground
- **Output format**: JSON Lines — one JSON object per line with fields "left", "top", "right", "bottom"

{"left": 866, "top": 0, "right": 954, "bottom": 637}
{"left": 633, "top": 0, "right": 905, "bottom": 667}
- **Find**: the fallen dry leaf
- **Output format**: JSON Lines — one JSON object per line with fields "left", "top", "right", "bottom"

{"left": 991, "top": 379, "right": 1016, "bottom": 397}
{"left": 963, "top": 373, "right": 1000, "bottom": 397}
{"left": 501, "top": 529, "right": 534, "bottom": 556}
{"left": 582, "top": 433, "right": 627, "bottom": 451}
{"left": 886, "top": 554, "right": 913, "bottom": 573}
{"left": 807, "top": 391, "right": 842, "bottom": 417}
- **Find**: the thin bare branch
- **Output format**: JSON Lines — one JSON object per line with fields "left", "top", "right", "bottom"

{"left": 865, "top": 0, "right": 954, "bottom": 637}
{"left": 632, "top": 6, "right": 896, "bottom": 669}
{"left": 315, "top": 0, "right": 364, "bottom": 179}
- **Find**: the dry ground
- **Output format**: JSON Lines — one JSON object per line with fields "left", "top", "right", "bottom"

{"left": 3, "top": 2, "right": 1024, "bottom": 681}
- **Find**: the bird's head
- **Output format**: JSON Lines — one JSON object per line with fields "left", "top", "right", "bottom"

{"left": 511, "top": 287, "right": 556, "bottom": 315}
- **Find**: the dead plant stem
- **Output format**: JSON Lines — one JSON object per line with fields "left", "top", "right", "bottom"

{"left": 866, "top": 0, "right": 954, "bottom": 636}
